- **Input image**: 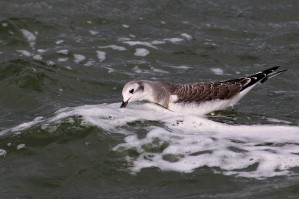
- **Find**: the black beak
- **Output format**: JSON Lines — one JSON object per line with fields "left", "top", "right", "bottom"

{"left": 120, "top": 100, "right": 129, "bottom": 108}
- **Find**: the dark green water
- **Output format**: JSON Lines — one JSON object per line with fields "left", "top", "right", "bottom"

{"left": 1, "top": 0, "right": 299, "bottom": 198}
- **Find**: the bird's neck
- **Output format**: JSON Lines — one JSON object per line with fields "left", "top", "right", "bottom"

{"left": 144, "top": 81, "right": 172, "bottom": 108}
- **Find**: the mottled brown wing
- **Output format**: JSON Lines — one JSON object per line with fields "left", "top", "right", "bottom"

{"left": 173, "top": 78, "right": 250, "bottom": 103}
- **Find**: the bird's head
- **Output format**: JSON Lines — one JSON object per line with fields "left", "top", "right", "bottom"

{"left": 120, "top": 81, "right": 146, "bottom": 108}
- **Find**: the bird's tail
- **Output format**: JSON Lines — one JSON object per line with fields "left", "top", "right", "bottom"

{"left": 241, "top": 66, "right": 287, "bottom": 91}
{"left": 259, "top": 66, "right": 288, "bottom": 83}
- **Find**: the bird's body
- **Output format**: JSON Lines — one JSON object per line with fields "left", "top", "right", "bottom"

{"left": 121, "top": 66, "right": 287, "bottom": 115}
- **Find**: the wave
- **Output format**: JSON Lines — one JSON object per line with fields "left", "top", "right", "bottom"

{"left": 1, "top": 102, "right": 299, "bottom": 179}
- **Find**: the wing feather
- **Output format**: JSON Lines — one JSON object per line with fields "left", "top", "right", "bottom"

{"left": 173, "top": 78, "right": 250, "bottom": 103}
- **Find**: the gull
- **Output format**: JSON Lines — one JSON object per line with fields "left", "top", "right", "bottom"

{"left": 120, "top": 66, "right": 287, "bottom": 114}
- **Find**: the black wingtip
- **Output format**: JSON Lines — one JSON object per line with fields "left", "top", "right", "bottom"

{"left": 261, "top": 66, "right": 280, "bottom": 75}
{"left": 241, "top": 66, "right": 287, "bottom": 91}
{"left": 260, "top": 68, "right": 287, "bottom": 83}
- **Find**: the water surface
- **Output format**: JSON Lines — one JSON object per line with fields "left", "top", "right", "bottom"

{"left": 0, "top": 0, "right": 299, "bottom": 198}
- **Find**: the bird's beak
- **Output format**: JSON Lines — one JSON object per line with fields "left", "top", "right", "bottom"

{"left": 120, "top": 99, "right": 129, "bottom": 108}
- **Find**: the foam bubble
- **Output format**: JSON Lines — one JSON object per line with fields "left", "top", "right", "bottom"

{"left": 0, "top": 149, "right": 6, "bottom": 156}
{"left": 150, "top": 67, "right": 168, "bottom": 73}
{"left": 33, "top": 54, "right": 42, "bottom": 60}
{"left": 57, "top": 49, "right": 69, "bottom": 55}
{"left": 74, "top": 54, "right": 86, "bottom": 63}
{"left": 134, "top": 48, "right": 149, "bottom": 57}
{"left": 211, "top": 68, "right": 224, "bottom": 75}
{"left": 118, "top": 37, "right": 131, "bottom": 42}
{"left": 57, "top": 57, "right": 69, "bottom": 62}
{"left": 132, "top": 66, "right": 143, "bottom": 73}
{"left": 17, "top": 144, "right": 26, "bottom": 150}
{"left": 17, "top": 50, "right": 31, "bottom": 57}
{"left": 2, "top": 23, "right": 8, "bottom": 27}
{"left": 106, "top": 67, "right": 115, "bottom": 73}
{"left": 20, "top": 29, "right": 36, "bottom": 48}
{"left": 37, "top": 49, "right": 47, "bottom": 53}
{"left": 89, "top": 30, "right": 98, "bottom": 35}
{"left": 180, "top": 33, "right": 192, "bottom": 40}
{"left": 56, "top": 40, "right": 64, "bottom": 45}
{"left": 96, "top": 51, "right": 106, "bottom": 62}
{"left": 267, "top": 117, "right": 291, "bottom": 124}
{"left": 151, "top": 40, "right": 166, "bottom": 45}
{"left": 168, "top": 65, "right": 191, "bottom": 70}
{"left": 98, "top": 45, "right": 126, "bottom": 51}
{"left": 46, "top": 61, "right": 55, "bottom": 66}
{"left": 1, "top": 103, "right": 299, "bottom": 179}
{"left": 123, "top": 41, "right": 157, "bottom": 49}
{"left": 164, "top": 38, "right": 184, "bottom": 43}
{"left": 84, "top": 60, "right": 96, "bottom": 67}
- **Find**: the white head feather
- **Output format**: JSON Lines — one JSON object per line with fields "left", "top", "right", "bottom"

{"left": 121, "top": 81, "right": 149, "bottom": 108}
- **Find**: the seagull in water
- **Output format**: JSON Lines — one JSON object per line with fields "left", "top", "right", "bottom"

{"left": 120, "top": 66, "right": 287, "bottom": 115}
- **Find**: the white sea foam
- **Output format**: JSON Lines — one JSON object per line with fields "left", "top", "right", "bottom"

{"left": 123, "top": 41, "right": 157, "bottom": 49}
{"left": 57, "top": 49, "right": 69, "bottom": 55}
{"left": 134, "top": 48, "right": 149, "bottom": 57}
{"left": 98, "top": 45, "right": 126, "bottom": 51}
{"left": 106, "top": 67, "right": 115, "bottom": 73}
{"left": 2, "top": 23, "right": 8, "bottom": 27}
{"left": 96, "top": 50, "right": 106, "bottom": 62}
{"left": 17, "top": 50, "right": 31, "bottom": 57}
{"left": 20, "top": 29, "right": 36, "bottom": 48}
{"left": 180, "top": 33, "right": 192, "bottom": 40}
{"left": 17, "top": 144, "right": 26, "bottom": 150}
{"left": 1, "top": 103, "right": 299, "bottom": 179}
{"left": 1, "top": 116, "right": 44, "bottom": 136}
{"left": 33, "top": 54, "right": 42, "bottom": 60}
{"left": 211, "top": 68, "right": 224, "bottom": 75}
{"left": 151, "top": 40, "right": 166, "bottom": 45}
{"left": 74, "top": 54, "right": 86, "bottom": 63}
{"left": 46, "top": 61, "right": 55, "bottom": 66}
{"left": 150, "top": 67, "right": 168, "bottom": 73}
{"left": 84, "top": 59, "right": 96, "bottom": 67}
{"left": 37, "top": 49, "right": 47, "bottom": 53}
{"left": 56, "top": 40, "right": 64, "bottom": 45}
{"left": 118, "top": 37, "right": 131, "bottom": 42}
{"left": 267, "top": 117, "right": 291, "bottom": 124}
{"left": 89, "top": 30, "right": 98, "bottom": 35}
{"left": 164, "top": 38, "right": 184, "bottom": 43}
{"left": 0, "top": 149, "right": 6, "bottom": 156}
{"left": 168, "top": 65, "right": 191, "bottom": 70}
{"left": 132, "top": 66, "right": 143, "bottom": 73}
{"left": 57, "top": 57, "right": 69, "bottom": 62}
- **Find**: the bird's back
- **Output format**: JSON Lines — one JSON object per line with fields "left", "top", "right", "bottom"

{"left": 172, "top": 78, "right": 250, "bottom": 104}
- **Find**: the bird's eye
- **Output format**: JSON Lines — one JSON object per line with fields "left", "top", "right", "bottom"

{"left": 129, "top": 89, "right": 134, "bottom": 94}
